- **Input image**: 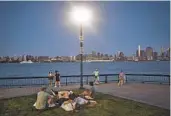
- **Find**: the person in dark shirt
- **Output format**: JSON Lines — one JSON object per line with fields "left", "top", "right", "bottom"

{"left": 54, "top": 70, "right": 60, "bottom": 87}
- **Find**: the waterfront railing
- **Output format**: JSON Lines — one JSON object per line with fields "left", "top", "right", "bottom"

{"left": 0, "top": 74, "right": 170, "bottom": 88}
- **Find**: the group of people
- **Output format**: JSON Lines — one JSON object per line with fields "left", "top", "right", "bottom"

{"left": 48, "top": 69, "right": 126, "bottom": 88}
{"left": 48, "top": 71, "right": 60, "bottom": 87}
{"left": 48, "top": 69, "right": 100, "bottom": 87}
{"left": 33, "top": 84, "right": 96, "bottom": 111}
{"left": 93, "top": 69, "right": 126, "bottom": 87}
{"left": 34, "top": 69, "right": 126, "bottom": 111}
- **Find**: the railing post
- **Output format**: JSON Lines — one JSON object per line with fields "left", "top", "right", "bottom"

{"left": 169, "top": 76, "right": 170, "bottom": 84}
{"left": 66, "top": 77, "right": 67, "bottom": 86}
{"left": 105, "top": 76, "right": 107, "bottom": 83}
{"left": 125, "top": 75, "right": 127, "bottom": 83}
{"left": 86, "top": 76, "right": 88, "bottom": 85}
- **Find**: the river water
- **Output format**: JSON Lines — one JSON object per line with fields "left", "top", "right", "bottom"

{"left": 0, "top": 61, "right": 169, "bottom": 78}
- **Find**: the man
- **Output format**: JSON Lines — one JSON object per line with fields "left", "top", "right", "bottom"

{"left": 93, "top": 69, "right": 99, "bottom": 85}
{"left": 35, "top": 86, "right": 54, "bottom": 110}
{"left": 118, "top": 70, "right": 125, "bottom": 87}
{"left": 54, "top": 70, "right": 61, "bottom": 88}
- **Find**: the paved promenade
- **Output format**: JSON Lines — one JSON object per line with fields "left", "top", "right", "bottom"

{"left": 95, "top": 83, "right": 170, "bottom": 109}
{"left": 0, "top": 83, "right": 170, "bottom": 109}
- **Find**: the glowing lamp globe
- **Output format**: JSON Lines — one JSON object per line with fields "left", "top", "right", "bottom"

{"left": 70, "top": 6, "right": 92, "bottom": 25}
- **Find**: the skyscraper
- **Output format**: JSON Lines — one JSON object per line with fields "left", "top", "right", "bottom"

{"left": 160, "top": 47, "right": 164, "bottom": 57}
{"left": 166, "top": 48, "right": 170, "bottom": 58}
{"left": 153, "top": 52, "right": 158, "bottom": 60}
{"left": 138, "top": 45, "right": 141, "bottom": 57}
{"left": 140, "top": 50, "right": 146, "bottom": 60}
{"left": 146, "top": 47, "right": 153, "bottom": 60}
{"left": 136, "top": 50, "right": 139, "bottom": 57}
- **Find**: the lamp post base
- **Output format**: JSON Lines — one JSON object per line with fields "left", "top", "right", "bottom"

{"left": 79, "top": 86, "right": 85, "bottom": 89}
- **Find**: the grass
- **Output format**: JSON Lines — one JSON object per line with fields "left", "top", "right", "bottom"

{"left": 0, "top": 89, "right": 170, "bottom": 116}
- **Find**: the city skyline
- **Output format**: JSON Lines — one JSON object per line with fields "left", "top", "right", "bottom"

{"left": 0, "top": 44, "right": 170, "bottom": 63}
{"left": 0, "top": 45, "right": 169, "bottom": 57}
{"left": 0, "top": 1, "right": 170, "bottom": 57}
{"left": 0, "top": 45, "right": 169, "bottom": 58}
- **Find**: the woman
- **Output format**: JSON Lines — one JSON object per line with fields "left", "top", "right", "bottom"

{"left": 48, "top": 72, "right": 53, "bottom": 87}
{"left": 118, "top": 70, "right": 125, "bottom": 87}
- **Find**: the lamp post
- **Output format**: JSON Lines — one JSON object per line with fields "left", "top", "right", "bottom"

{"left": 80, "top": 24, "right": 84, "bottom": 89}
{"left": 69, "top": 6, "right": 92, "bottom": 89}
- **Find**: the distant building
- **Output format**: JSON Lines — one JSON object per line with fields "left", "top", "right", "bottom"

{"left": 92, "top": 51, "right": 96, "bottom": 57}
{"left": 146, "top": 47, "right": 153, "bottom": 60}
{"left": 34, "top": 56, "right": 39, "bottom": 62}
{"left": 127, "top": 56, "right": 133, "bottom": 61}
{"left": 61, "top": 56, "right": 70, "bottom": 62}
{"left": 69, "top": 56, "right": 76, "bottom": 61}
{"left": 132, "top": 54, "right": 136, "bottom": 61}
{"left": 160, "top": 47, "right": 165, "bottom": 58}
{"left": 100, "top": 53, "right": 104, "bottom": 58}
{"left": 72, "top": 56, "right": 76, "bottom": 61}
{"left": 117, "top": 51, "right": 120, "bottom": 58}
{"left": 167, "top": 48, "right": 170, "bottom": 58}
{"left": 97, "top": 52, "right": 101, "bottom": 59}
{"left": 104, "top": 54, "right": 108, "bottom": 57}
{"left": 76, "top": 54, "right": 81, "bottom": 60}
{"left": 38, "top": 56, "right": 49, "bottom": 62}
{"left": 13, "top": 56, "right": 18, "bottom": 61}
{"left": 138, "top": 45, "right": 141, "bottom": 57}
{"left": 136, "top": 48, "right": 146, "bottom": 60}
{"left": 136, "top": 50, "right": 139, "bottom": 57}
{"left": 153, "top": 52, "right": 158, "bottom": 60}
{"left": 22, "top": 55, "right": 26, "bottom": 61}
{"left": 119, "top": 52, "right": 125, "bottom": 60}
{"left": 18, "top": 56, "right": 22, "bottom": 62}
{"left": 103, "top": 54, "right": 109, "bottom": 60}
{"left": 139, "top": 50, "right": 146, "bottom": 60}
{"left": 109, "top": 55, "right": 113, "bottom": 58}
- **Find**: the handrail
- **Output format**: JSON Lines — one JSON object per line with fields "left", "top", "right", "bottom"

{"left": 0, "top": 73, "right": 170, "bottom": 79}
{"left": 0, "top": 73, "right": 169, "bottom": 88}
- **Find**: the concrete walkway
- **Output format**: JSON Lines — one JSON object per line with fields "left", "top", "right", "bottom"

{"left": 95, "top": 83, "right": 170, "bottom": 109}
{"left": 0, "top": 83, "right": 170, "bottom": 109}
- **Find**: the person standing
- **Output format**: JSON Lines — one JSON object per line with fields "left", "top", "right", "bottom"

{"left": 118, "top": 70, "right": 125, "bottom": 87}
{"left": 123, "top": 74, "right": 126, "bottom": 84}
{"left": 48, "top": 72, "right": 53, "bottom": 87}
{"left": 54, "top": 70, "right": 61, "bottom": 88}
{"left": 93, "top": 69, "right": 100, "bottom": 85}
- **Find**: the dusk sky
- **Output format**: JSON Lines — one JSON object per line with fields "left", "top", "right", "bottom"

{"left": 0, "top": 1, "right": 170, "bottom": 57}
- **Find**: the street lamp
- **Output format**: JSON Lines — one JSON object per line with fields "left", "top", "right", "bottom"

{"left": 70, "top": 6, "right": 92, "bottom": 89}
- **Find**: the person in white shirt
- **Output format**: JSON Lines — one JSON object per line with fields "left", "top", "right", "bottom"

{"left": 93, "top": 69, "right": 100, "bottom": 85}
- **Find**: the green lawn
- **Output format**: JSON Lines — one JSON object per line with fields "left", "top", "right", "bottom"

{"left": 0, "top": 90, "right": 169, "bottom": 116}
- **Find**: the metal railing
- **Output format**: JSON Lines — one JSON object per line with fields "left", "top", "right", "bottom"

{"left": 0, "top": 74, "right": 170, "bottom": 88}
